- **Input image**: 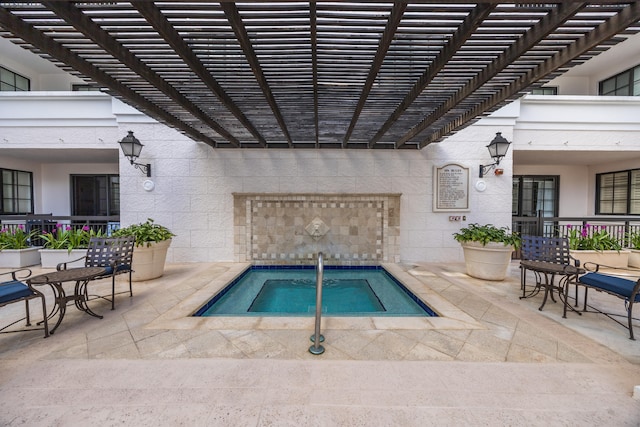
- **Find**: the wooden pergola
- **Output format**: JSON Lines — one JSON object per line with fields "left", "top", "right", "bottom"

{"left": 1, "top": 1, "right": 639, "bottom": 149}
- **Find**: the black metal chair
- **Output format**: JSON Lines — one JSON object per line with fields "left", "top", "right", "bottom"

{"left": 57, "top": 236, "right": 135, "bottom": 310}
{"left": 519, "top": 235, "right": 583, "bottom": 307}
{"left": 0, "top": 268, "right": 49, "bottom": 337}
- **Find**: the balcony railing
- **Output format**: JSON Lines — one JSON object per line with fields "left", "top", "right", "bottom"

{"left": 512, "top": 213, "right": 640, "bottom": 248}
{"left": 0, "top": 214, "right": 120, "bottom": 246}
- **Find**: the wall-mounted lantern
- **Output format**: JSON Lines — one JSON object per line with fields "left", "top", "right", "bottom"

{"left": 479, "top": 132, "right": 511, "bottom": 178}
{"left": 118, "top": 131, "right": 151, "bottom": 177}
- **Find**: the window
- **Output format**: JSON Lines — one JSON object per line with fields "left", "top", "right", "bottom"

{"left": 72, "top": 84, "right": 100, "bottom": 91}
{"left": 71, "top": 175, "right": 120, "bottom": 216}
{"left": 596, "top": 169, "right": 640, "bottom": 215}
{"left": 599, "top": 64, "right": 640, "bottom": 96}
{"left": 512, "top": 175, "right": 559, "bottom": 235}
{"left": 513, "top": 176, "right": 559, "bottom": 218}
{"left": 0, "top": 66, "right": 30, "bottom": 91}
{"left": 530, "top": 86, "right": 558, "bottom": 95}
{"left": 1, "top": 168, "right": 34, "bottom": 214}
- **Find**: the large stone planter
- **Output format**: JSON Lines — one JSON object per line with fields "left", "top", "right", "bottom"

{"left": 131, "top": 239, "right": 171, "bottom": 281}
{"left": 569, "top": 249, "right": 630, "bottom": 269}
{"left": 39, "top": 249, "right": 87, "bottom": 269}
{"left": 626, "top": 249, "right": 640, "bottom": 268}
{"left": 461, "top": 241, "right": 514, "bottom": 281}
{"left": 0, "top": 247, "right": 42, "bottom": 268}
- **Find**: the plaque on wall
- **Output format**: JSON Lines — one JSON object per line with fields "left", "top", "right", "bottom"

{"left": 433, "top": 163, "right": 470, "bottom": 212}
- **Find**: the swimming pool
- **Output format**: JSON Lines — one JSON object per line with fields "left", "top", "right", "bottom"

{"left": 194, "top": 266, "right": 437, "bottom": 317}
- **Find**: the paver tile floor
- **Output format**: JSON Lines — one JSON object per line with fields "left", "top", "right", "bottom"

{"left": 1, "top": 261, "right": 639, "bottom": 425}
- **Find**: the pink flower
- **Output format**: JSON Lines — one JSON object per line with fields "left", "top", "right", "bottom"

{"left": 82, "top": 225, "right": 90, "bottom": 232}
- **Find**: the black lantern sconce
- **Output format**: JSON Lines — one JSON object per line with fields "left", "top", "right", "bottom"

{"left": 118, "top": 131, "right": 151, "bottom": 177}
{"left": 479, "top": 132, "right": 511, "bottom": 178}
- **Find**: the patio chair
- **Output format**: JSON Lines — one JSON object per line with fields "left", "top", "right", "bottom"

{"left": 519, "top": 236, "right": 583, "bottom": 312}
{"left": 577, "top": 262, "right": 640, "bottom": 340}
{"left": 0, "top": 268, "right": 49, "bottom": 337}
{"left": 57, "top": 236, "right": 135, "bottom": 310}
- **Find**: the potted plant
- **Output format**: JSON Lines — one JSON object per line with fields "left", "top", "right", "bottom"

{"left": 565, "top": 224, "right": 629, "bottom": 268}
{"left": 0, "top": 225, "right": 41, "bottom": 267}
{"left": 453, "top": 223, "right": 520, "bottom": 280}
{"left": 625, "top": 230, "right": 640, "bottom": 268}
{"left": 112, "top": 218, "right": 175, "bottom": 281}
{"left": 38, "top": 224, "right": 105, "bottom": 268}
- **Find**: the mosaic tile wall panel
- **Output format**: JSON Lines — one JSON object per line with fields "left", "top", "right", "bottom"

{"left": 233, "top": 194, "right": 401, "bottom": 265}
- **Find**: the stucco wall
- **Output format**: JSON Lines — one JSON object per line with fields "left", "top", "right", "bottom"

{"left": 116, "top": 116, "right": 515, "bottom": 265}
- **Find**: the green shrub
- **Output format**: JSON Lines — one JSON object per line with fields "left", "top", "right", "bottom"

{"left": 112, "top": 218, "right": 174, "bottom": 247}
{"left": 453, "top": 223, "right": 520, "bottom": 249}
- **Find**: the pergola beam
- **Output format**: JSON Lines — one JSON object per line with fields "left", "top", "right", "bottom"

{"left": 342, "top": 3, "right": 406, "bottom": 147}
{"left": 43, "top": 1, "right": 240, "bottom": 147}
{"left": 131, "top": 1, "right": 267, "bottom": 147}
{"left": 419, "top": 0, "right": 640, "bottom": 147}
{"left": 221, "top": 2, "right": 293, "bottom": 147}
{"left": 396, "top": 1, "right": 588, "bottom": 148}
{"left": 0, "top": 5, "right": 218, "bottom": 148}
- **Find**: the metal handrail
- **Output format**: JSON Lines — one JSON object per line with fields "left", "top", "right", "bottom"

{"left": 309, "top": 252, "right": 325, "bottom": 355}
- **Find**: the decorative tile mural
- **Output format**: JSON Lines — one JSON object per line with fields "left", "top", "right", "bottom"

{"left": 234, "top": 193, "right": 401, "bottom": 265}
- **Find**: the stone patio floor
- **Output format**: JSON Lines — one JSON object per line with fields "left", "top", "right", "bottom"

{"left": 1, "top": 261, "right": 639, "bottom": 426}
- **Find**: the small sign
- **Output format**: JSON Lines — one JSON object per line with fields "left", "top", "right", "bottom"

{"left": 434, "top": 163, "right": 469, "bottom": 212}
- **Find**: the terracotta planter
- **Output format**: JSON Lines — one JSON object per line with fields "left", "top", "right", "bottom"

{"left": 461, "top": 241, "right": 514, "bottom": 281}
{"left": 569, "top": 249, "right": 630, "bottom": 269}
{"left": 131, "top": 239, "right": 171, "bottom": 281}
{"left": 0, "top": 247, "right": 42, "bottom": 268}
{"left": 627, "top": 249, "right": 640, "bottom": 268}
{"left": 39, "top": 249, "right": 87, "bottom": 269}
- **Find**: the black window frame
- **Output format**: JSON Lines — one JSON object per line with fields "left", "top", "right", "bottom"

{"left": 0, "top": 65, "right": 30, "bottom": 91}
{"left": 530, "top": 86, "right": 558, "bottom": 95}
{"left": 71, "top": 174, "right": 120, "bottom": 216}
{"left": 0, "top": 168, "right": 34, "bottom": 214}
{"left": 599, "top": 64, "right": 640, "bottom": 96}
{"left": 71, "top": 84, "right": 100, "bottom": 91}
{"left": 595, "top": 168, "right": 640, "bottom": 215}
{"left": 512, "top": 175, "right": 560, "bottom": 218}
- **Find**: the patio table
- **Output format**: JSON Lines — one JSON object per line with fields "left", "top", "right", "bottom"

{"left": 27, "top": 266, "right": 107, "bottom": 334}
{"left": 519, "top": 260, "right": 584, "bottom": 317}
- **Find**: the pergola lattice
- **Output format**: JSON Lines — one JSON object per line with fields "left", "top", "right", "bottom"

{"left": 1, "top": 1, "right": 639, "bottom": 149}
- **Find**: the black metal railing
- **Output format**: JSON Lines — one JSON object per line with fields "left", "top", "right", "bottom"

{"left": 0, "top": 214, "right": 120, "bottom": 246}
{"left": 512, "top": 212, "right": 640, "bottom": 251}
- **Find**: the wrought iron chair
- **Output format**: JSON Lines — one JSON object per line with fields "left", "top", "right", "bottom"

{"left": 57, "top": 236, "right": 135, "bottom": 310}
{"left": 519, "top": 235, "right": 583, "bottom": 313}
{"left": 0, "top": 268, "right": 49, "bottom": 337}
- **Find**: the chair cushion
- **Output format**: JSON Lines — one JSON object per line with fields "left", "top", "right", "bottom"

{"left": 0, "top": 280, "right": 34, "bottom": 304}
{"left": 102, "top": 264, "right": 132, "bottom": 275}
{"left": 579, "top": 273, "right": 640, "bottom": 302}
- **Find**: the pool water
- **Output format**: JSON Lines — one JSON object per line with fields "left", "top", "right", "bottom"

{"left": 194, "top": 266, "right": 436, "bottom": 317}
{"left": 249, "top": 279, "right": 385, "bottom": 313}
